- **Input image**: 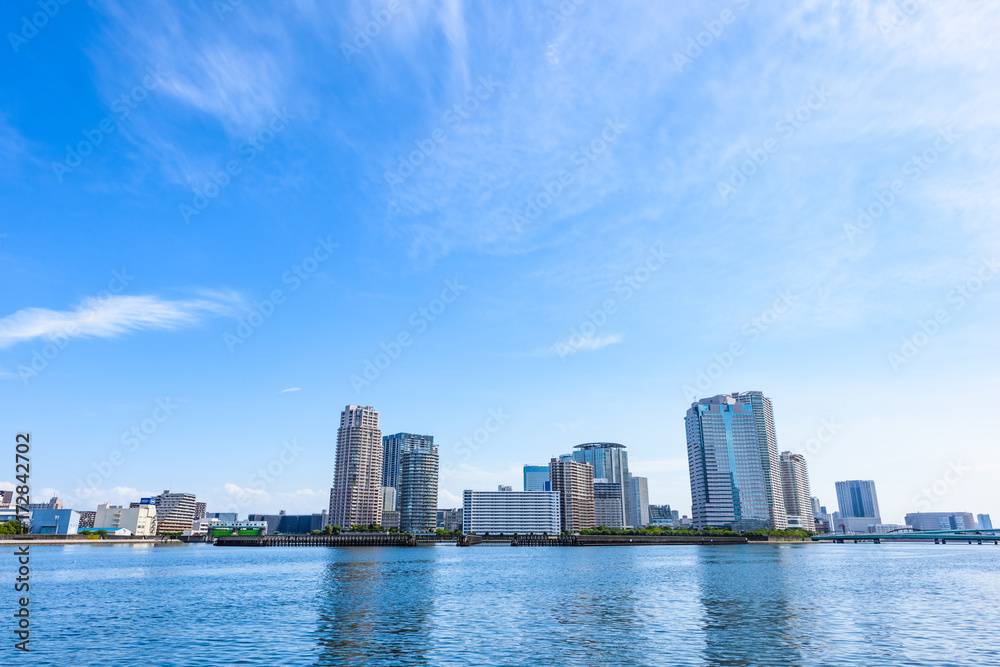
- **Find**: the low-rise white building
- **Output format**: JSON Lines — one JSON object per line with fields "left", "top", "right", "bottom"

{"left": 462, "top": 490, "right": 561, "bottom": 534}
{"left": 94, "top": 503, "right": 158, "bottom": 536}
{"left": 87, "top": 526, "right": 132, "bottom": 536}
{"left": 187, "top": 519, "right": 268, "bottom": 537}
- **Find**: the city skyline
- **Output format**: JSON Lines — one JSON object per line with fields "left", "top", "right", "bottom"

{"left": 1, "top": 392, "right": 995, "bottom": 527}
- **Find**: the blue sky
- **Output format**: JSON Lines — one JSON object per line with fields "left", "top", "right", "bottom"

{"left": 1, "top": 0, "right": 998, "bottom": 523}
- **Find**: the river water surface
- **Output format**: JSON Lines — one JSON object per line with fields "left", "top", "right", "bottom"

{"left": 7, "top": 542, "right": 999, "bottom": 666}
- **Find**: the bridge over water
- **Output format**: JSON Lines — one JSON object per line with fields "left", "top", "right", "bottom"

{"left": 813, "top": 528, "right": 1000, "bottom": 544}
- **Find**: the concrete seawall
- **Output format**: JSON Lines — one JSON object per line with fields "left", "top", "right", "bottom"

{"left": 214, "top": 534, "right": 751, "bottom": 547}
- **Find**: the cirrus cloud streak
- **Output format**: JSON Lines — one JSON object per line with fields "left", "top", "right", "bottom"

{"left": 0, "top": 293, "right": 242, "bottom": 349}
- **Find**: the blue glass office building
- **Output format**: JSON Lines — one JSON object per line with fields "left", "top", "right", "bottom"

{"left": 835, "top": 480, "right": 881, "bottom": 523}
{"left": 523, "top": 465, "right": 551, "bottom": 492}
{"left": 572, "top": 443, "right": 631, "bottom": 527}
{"left": 685, "top": 392, "right": 786, "bottom": 530}
{"left": 382, "top": 432, "right": 435, "bottom": 510}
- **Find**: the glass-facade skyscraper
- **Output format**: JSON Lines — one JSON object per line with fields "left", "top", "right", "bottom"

{"left": 685, "top": 392, "right": 788, "bottom": 530}
{"left": 629, "top": 474, "right": 649, "bottom": 527}
{"left": 399, "top": 443, "right": 438, "bottom": 534}
{"left": 382, "top": 432, "right": 434, "bottom": 510}
{"left": 523, "top": 465, "right": 551, "bottom": 492}
{"left": 572, "top": 443, "right": 631, "bottom": 527}
{"left": 738, "top": 391, "right": 787, "bottom": 530}
{"left": 835, "top": 480, "right": 881, "bottom": 522}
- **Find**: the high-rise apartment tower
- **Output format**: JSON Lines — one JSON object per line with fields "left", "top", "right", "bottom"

{"left": 549, "top": 458, "right": 595, "bottom": 533}
{"left": 329, "top": 405, "right": 384, "bottom": 528}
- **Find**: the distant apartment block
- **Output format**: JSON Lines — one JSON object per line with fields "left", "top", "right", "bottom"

{"left": 594, "top": 481, "right": 624, "bottom": 529}
{"left": 77, "top": 511, "right": 96, "bottom": 529}
{"left": 329, "top": 405, "right": 384, "bottom": 528}
{"left": 523, "top": 465, "right": 551, "bottom": 492}
{"left": 382, "top": 510, "right": 400, "bottom": 530}
{"left": 779, "top": 452, "right": 813, "bottom": 530}
{"left": 811, "top": 497, "right": 832, "bottom": 533}
{"left": 437, "top": 508, "right": 463, "bottom": 531}
{"left": 27, "top": 496, "right": 63, "bottom": 510}
{"left": 194, "top": 502, "right": 207, "bottom": 520}
{"left": 629, "top": 475, "right": 649, "bottom": 527}
{"left": 462, "top": 490, "right": 560, "bottom": 534}
{"left": 154, "top": 490, "right": 198, "bottom": 534}
{"left": 0, "top": 491, "right": 15, "bottom": 523}
{"left": 648, "top": 504, "right": 674, "bottom": 527}
{"left": 94, "top": 502, "right": 157, "bottom": 536}
{"left": 905, "top": 512, "right": 977, "bottom": 531}
{"left": 549, "top": 458, "right": 595, "bottom": 533}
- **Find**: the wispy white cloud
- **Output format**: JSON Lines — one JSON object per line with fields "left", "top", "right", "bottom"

{"left": 95, "top": 0, "right": 289, "bottom": 135}
{"left": 439, "top": 488, "right": 462, "bottom": 505}
{"left": 0, "top": 293, "right": 242, "bottom": 349}
{"left": 546, "top": 332, "right": 623, "bottom": 357}
{"left": 440, "top": 0, "right": 470, "bottom": 89}
{"left": 68, "top": 0, "right": 1000, "bottom": 340}
{"left": 279, "top": 387, "right": 301, "bottom": 393}
{"left": 0, "top": 116, "right": 29, "bottom": 173}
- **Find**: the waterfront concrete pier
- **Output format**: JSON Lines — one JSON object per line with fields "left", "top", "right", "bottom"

{"left": 215, "top": 534, "right": 419, "bottom": 547}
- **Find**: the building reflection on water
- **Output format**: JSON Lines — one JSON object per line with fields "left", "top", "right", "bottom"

{"left": 547, "top": 547, "right": 645, "bottom": 665}
{"left": 314, "top": 548, "right": 434, "bottom": 666}
{"left": 303, "top": 542, "right": 981, "bottom": 666}
{"left": 696, "top": 545, "right": 823, "bottom": 666}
